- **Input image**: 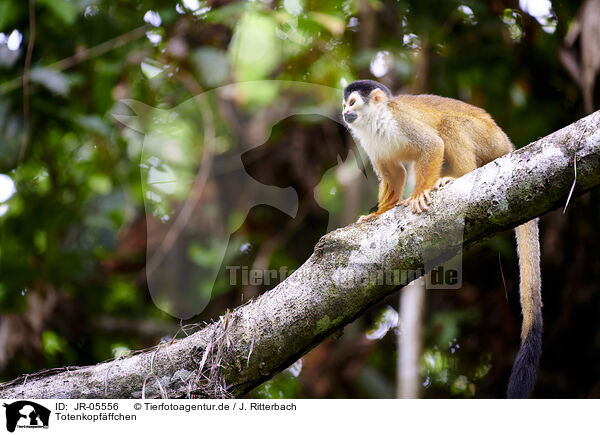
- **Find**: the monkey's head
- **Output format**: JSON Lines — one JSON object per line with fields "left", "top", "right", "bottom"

{"left": 342, "top": 80, "right": 391, "bottom": 128}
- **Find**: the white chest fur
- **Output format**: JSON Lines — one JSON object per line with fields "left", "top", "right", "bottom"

{"left": 348, "top": 105, "right": 409, "bottom": 165}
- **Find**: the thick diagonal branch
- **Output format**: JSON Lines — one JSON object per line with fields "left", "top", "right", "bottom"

{"left": 1, "top": 111, "right": 599, "bottom": 399}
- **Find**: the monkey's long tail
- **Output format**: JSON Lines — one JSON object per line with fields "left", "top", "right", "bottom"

{"left": 507, "top": 219, "right": 542, "bottom": 399}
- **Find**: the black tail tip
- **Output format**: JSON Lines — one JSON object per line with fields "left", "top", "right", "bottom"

{"left": 507, "top": 318, "right": 542, "bottom": 398}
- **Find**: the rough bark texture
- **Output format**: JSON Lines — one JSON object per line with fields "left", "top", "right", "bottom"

{"left": 1, "top": 111, "right": 599, "bottom": 399}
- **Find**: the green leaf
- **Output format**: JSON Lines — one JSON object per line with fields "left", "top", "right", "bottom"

{"left": 34, "top": 230, "right": 47, "bottom": 253}
{"left": 88, "top": 174, "right": 112, "bottom": 195}
{"left": 229, "top": 12, "right": 281, "bottom": 80}
{"left": 38, "top": 0, "right": 79, "bottom": 26}
{"left": 0, "top": 1, "right": 19, "bottom": 31}
{"left": 104, "top": 281, "right": 139, "bottom": 312}
{"left": 42, "top": 330, "right": 66, "bottom": 357}
{"left": 111, "top": 344, "right": 131, "bottom": 359}
{"left": 140, "top": 58, "right": 164, "bottom": 79}
{"left": 309, "top": 12, "right": 345, "bottom": 36}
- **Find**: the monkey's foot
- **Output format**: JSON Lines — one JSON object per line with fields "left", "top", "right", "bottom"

{"left": 403, "top": 190, "right": 432, "bottom": 214}
{"left": 432, "top": 177, "right": 455, "bottom": 190}
{"left": 357, "top": 213, "right": 378, "bottom": 223}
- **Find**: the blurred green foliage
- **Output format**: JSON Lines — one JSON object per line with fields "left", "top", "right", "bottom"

{"left": 0, "top": 0, "right": 595, "bottom": 398}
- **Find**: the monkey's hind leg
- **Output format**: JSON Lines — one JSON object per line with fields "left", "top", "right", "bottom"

{"left": 405, "top": 144, "right": 444, "bottom": 214}
{"left": 357, "top": 177, "right": 401, "bottom": 222}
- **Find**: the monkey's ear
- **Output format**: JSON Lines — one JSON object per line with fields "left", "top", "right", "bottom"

{"left": 370, "top": 88, "right": 387, "bottom": 106}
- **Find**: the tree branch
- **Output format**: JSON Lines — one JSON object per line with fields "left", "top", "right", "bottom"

{"left": 2, "top": 111, "right": 599, "bottom": 399}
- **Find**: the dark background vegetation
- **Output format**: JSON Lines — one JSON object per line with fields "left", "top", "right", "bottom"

{"left": 0, "top": 0, "right": 599, "bottom": 398}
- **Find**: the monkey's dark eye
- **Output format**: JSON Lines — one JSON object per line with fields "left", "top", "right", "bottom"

{"left": 349, "top": 100, "right": 356, "bottom": 107}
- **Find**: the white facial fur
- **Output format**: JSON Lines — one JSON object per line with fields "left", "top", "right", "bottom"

{"left": 343, "top": 90, "right": 409, "bottom": 166}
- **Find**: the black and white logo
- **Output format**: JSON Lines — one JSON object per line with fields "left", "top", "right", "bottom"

{"left": 3, "top": 401, "right": 50, "bottom": 432}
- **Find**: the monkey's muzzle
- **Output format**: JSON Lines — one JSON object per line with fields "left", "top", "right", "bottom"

{"left": 343, "top": 111, "right": 357, "bottom": 124}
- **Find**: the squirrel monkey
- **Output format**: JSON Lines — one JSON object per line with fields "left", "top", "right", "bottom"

{"left": 342, "top": 80, "right": 542, "bottom": 398}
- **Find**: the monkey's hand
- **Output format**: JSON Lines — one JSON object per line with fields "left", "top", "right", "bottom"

{"left": 402, "top": 190, "right": 432, "bottom": 214}
{"left": 400, "top": 178, "right": 455, "bottom": 214}
{"left": 357, "top": 213, "right": 378, "bottom": 223}
{"left": 432, "top": 177, "right": 455, "bottom": 190}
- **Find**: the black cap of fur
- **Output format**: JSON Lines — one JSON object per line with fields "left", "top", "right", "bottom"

{"left": 507, "top": 315, "right": 543, "bottom": 398}
{"left": 343, "top": 80, "right": 391, "bottom": 101}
